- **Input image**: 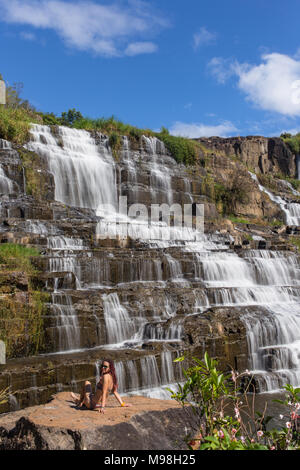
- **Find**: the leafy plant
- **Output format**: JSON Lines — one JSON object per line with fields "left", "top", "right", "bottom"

{"left": 108, "top": 132, "right": 122, "bottom": 160}
{"left": 156, "top": 133, "right": 198, "bottom": 165}
{"left": 0, "top": 106, "right": 40, "bottom": 144}
{"left": 60, "top": 108, "right": 83, "bottom": 127}
{"left": 169, "top": 353, "right": 300, "bottom": 451}
{"left": 281, "top": 133, "right": 300, "bottom": 155}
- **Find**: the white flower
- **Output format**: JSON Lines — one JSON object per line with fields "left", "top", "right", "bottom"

{"left": 286, "top": 421, "right": 292, "bottom": 429}
{"left": 279, "top": 414, "right": 284, "bottom": 420}
{"left": 257, "top": 430, "right": 264, "bottom": 438}
{"left": 234, "top": 407, "right": 240, "bottom": 419}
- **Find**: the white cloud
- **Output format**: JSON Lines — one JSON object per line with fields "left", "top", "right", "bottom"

{"left": 0, "top": 0, "right": 167, "bottom": 57}
{"left": 193, "top": 26, "right": 217, "bottom": 49}
{"left": 207, "top": 57, "right": 236, "bottom": 84}
{"left": 170, "top": 121, "right": 238, "bottom": 138}
{"left": 125, "top": 41, "right": 157, "bottom": 56}
{"left": 209, "top": 53, "right": 300, "bottom": 117}
{"left": 20, "top": 31, "right": 36, "bottom": 41}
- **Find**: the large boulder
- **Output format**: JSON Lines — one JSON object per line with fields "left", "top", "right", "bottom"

{"left": 0, "top": 392, "right": 198, "bottom": 450}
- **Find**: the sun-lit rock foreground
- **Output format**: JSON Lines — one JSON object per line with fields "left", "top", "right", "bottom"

{"left": 0, "top": 392, "right": 197, "bottom": 450}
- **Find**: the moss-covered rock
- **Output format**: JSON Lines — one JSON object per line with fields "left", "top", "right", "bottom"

{"left": 17, "top": 148, "right": 54, "bottom": 201}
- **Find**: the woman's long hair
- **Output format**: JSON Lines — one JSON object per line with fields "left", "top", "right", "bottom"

{"left": 102, "top": 358, "right": 118, "bottom": 392}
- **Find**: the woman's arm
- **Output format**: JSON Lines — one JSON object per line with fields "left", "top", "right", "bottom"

{"left": 114, "top": 391, "right": 132, "bottom": 407}
{"left": 98, "top": 376, "right": 109, "bottom": 413}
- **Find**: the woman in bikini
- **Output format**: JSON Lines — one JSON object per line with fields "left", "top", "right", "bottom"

{"left": 71, "top": 359, "right": 131, "bottom": 413}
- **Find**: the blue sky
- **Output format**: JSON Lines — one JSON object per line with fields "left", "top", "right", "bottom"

{"left": 0, "top": 0, "right": 300, "bottom": 137}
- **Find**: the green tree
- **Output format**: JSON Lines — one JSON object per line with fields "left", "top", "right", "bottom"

{"left": 61, "top": 108, "right": 83, "bottom": 127}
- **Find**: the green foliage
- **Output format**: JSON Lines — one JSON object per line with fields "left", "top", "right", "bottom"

{"left": 0, "top": 290, "right": 49, "bottom": 358}
{"left": 60, "top": 108, "right": 83, "bottom": 127}
{"left": 170, "top": 352, "right": 300, "bottom": 451}
{"left": 0, "top": 106, "right": 40, "bottom": 144}
{"left": 290, "top": 236, "right": 300, "bottom": 250}
{"left": 281, "top": 132, "right": 300, "bottom": 154}
{"left": 41, "top": 112, "right": 61, "bottom": 126}
{"left": 160, "top": 126, "right": 169, "bottom": 135}
{"left": 0, "top": 243, "right": 40, "bottom": 273}
{"left": 0, "top": 244, "right": 49, "bottom": 357}
{"left": 0, "top": 74, "right": 41, "bottom": 144}
{"left": 156, "top": 133, "right": 198, "bottom": 165}
{"left": 108, "top": 132, "right": 122, "bottom": 160}
{"left": 270, "top": 218, "right": 284, "bottom": 228}
{"left": 227, "top": 215, "right": 250, "bottom": 225}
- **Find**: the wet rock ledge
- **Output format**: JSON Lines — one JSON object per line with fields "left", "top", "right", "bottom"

{"left": 0, "top": 392, "right": 197, "bottom": 450}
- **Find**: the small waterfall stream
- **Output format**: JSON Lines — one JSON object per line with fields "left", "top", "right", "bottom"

{"left": 0, "top": 165, "right": 15, "bottom": 194}
{"left": 250, "top": 172, "right": 300, "bottom": 225}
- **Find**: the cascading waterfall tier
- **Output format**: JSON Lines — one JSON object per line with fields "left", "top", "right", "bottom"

{"left": 250, "top": 172, "right": 300, "bottom": 226}
{"left": 22, "top": 124, "right": 300, "bottom": 397}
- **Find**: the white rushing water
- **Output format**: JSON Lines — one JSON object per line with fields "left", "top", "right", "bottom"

{"left": 249, "top": 172, "right": 300, "bottom": 225}
{"left": 25, "top": 125, "right": 300, "bottom": 395}
{"left": 28, "top": 124, "right": 118, "bottom": 212}
{"left": 0, "top": 164, "right": 15, "bottom": 194}
{"left": 111, "top": 351, "right": 183, "bottom": 400}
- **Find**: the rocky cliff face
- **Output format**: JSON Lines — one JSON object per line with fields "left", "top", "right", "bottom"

{"left": 196, "top": 136, "right": 296, "bottom": 177}
{"left": 0, "top": 127, "right": 300, "bottom": 414}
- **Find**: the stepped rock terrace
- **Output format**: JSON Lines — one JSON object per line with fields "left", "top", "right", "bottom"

{"left": 0, "top": 125, "right": 300, "bottom": 412}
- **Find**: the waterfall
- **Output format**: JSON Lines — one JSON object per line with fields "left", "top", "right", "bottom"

{"left": 0, "top": 139, "right": 12, "bottom": 150}
{"left": 27, "top": 124, "right": 117, "bottom": 212}
{"left": 21, "top": 124, "right": 300, "bottom": 397}
{"left": 249, "top": 171, "right": 300, "bottom": 225}
{"left": 49, "top": 290, "right": 81, "bottom": 352}
{"left": 102, "top": 293, "right": 135, "bottom": 345}
{"left": 0, "top": 165, "right": 15, "bottom": 194}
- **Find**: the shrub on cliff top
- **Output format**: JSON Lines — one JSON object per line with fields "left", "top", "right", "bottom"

{"left": 0, "top": 106, "right": 40, "bottom": 145}
{"left": 156, "top": 133, "right": 198, "bottom": 165}
{"left": 281, "top": 133, "right": 300, "bottom": 154}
